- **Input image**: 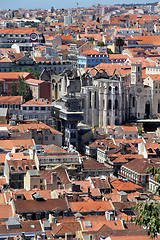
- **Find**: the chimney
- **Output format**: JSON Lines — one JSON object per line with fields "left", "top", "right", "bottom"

{"left": 51, "top": 172, "right": 57, "bottom": 189}
{"left": 88, "top": 187, "right": 90, "bottom": 197}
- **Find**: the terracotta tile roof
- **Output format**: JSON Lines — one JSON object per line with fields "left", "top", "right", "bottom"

{"left": 147, "top": 74, "right": 160, "bottom": 81}
{"left": 13, "top": 189, "right": 52, "bottom": 200}
{"left": 103, "top": 189, "right": 121, "bottom": 202}
{"left": 7, "top": 159, "right": 36, "bottom": 173}
{"left": 0, "top": 28, "right": 40, "bottom": 34}
{"left": 80, "top": 49, "right": 106, "bottom": 56}
{"left": 51, "top": 222, "right": 81, "bottom": 236}
{"left": 23, "top": 98, "right": 51, "bottom": 106}
{"left": 74, "top": 180, "right": 93, "bottom": 192}
{"left": 88, "top": 139, "right": 115, "bottom": 148}
{"left": 109, "top": 236, "right": 160, "bottom": 240}
{"left": 82, "top": 158, "right": 110, "bottom": 170}
{"left": 0, "top": 96, "right": 22, "bottom": 104}
{"left": 0, "top": 193, "right": 5, "bottom": 205}
{"left": 0, "top": 72, "right": 33, "bottom": 80}
{"left": 91, "top": 177, "right": 111, "bottom": 189}
{"left": 26, "top": 79, "right": 44, "bottom": 85}
{"left": 62, "top": 34, "right": 73, "bottom": 41}
{"left": 8, "top": 152, "right": 31, "bottom": 160}
{"left": 0, "top": 205, "right": 13, "bottom": 219}
{"left": 33, "top": 56, "right": 60, "bottom": 63}
{"left": 0, "top": 122, "right": 62, "bottom": 135}
{"left": 122, "top": 158, "right": 160, "bottom": 174}
{"left": 105, "top": 125, "right": 138, "bottom": 132}
{"left": 79, "top": 34, "right": 102, "bottom": 41}
{"left": 0, "top": 48, "right": 17, "bottom": 55}
{"left": 108, "top": 54, "right": 128, "bottom": 60}
{"left": 113, "top": 201, "right": 137, "bottom": 216}
{"left": 0, "top": 139, "right": 34, "bottom": 150}
{"left": 114, "top": 138, "right": 145, "bottom": 145}
{"left": 57, "top": 45, "right": 69, "bottom": 50}
{"left": 39, "top": 169, "right": 71, "bottom": 186}
{"left": 111, "top": 179, "right": 142, "bottom": 192}
{"left": 94, "top": 63, "right": 131, "bottom": 76}
{"left": 8, "top": 52, "right": 25, "bottom": 62}
{"left": 69, "top": 200, "right": 113, "bottom": 213}
{"left": 0, "top": 220, "right": 43, "bottom": 234}
{"left": 0, "top": 57, "right": 12, "bottom": 63}
{"left": 127, "top": 191, "right": 142, "bottom": 202}
{"left": 14, "top": 198, "right": 68, "bottom": 213}
{"left": 0, "top": 154, "right": 6, "bottom": 164}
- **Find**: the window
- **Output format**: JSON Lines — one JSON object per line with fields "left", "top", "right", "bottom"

{"left": 18, "top": 166, "right": 22, "bottom": 170}
{"left": 52, "top": 136, "right": 55, "bottom": 140}
{"left": 132, "top": 97, "right": 135, "bottom": 107}
{"left": 108, "top": 99, "right": 112, "bottom": 110}
{"left": 115, "top": 99, "right": 118, "bottom": 110}
{"left": 95, "top": 92, "right": 97, "bottom": 108}
{"left": 41, "top": 107, "right": 45, "bottom": 111}
{"left": 29, "top": 107, "right": 33, "bottom": 110}
{"left": 25, "top": 166, "right": 29, "bottom": 170}
{"left": 89, "top": 91, "right": 92, "bottom": 108}
{"left": 35, "top": 107, "right": 39, "bottom": 110}
{"left": 158, "top": 101, "right": 160, "bottom": 113}
{"left": 45, "top": 136, "right": 48, "bottom": 141}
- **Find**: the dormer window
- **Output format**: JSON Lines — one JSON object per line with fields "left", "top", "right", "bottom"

{"left": 10, "top": 166, "right": 15, "bottom": 171}
{"left": 18, "top": 166, "right": 22, "bottom": 171}
{"left": 25, "top": 165, "right": 29, "bottom": 170}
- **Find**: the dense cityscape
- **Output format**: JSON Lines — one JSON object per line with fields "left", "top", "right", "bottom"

{"left": 0, "top": 2, "right": 160, "bottom": 239}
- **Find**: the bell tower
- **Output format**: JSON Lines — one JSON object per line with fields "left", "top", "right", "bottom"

{"left": 131, "top": 61, "right": 142, "bottom": 85}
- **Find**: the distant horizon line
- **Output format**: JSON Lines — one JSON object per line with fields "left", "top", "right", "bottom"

{"left": 0, "top": 1, "right": 158, "bottom": 11}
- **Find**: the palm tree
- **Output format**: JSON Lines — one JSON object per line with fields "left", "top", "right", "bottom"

{"left": 115, "top": 37, "right": 124, "bottom": 53}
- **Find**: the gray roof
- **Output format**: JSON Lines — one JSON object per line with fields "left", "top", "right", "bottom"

{"left": 0, "top": 108, "right": 8, "bottom": 117}
{"left": 6, "top": 218, "right": 20, "bottom": 227}
{"left": 74, "top": 212, "right": 84, "bottom": 218}
{"left": 28, "top": 170, "right": 39, "bottom": 177}
{"left": 43, "top": 220, "right": 51, "bottom": 228}
{"left": 32, "top": 192, "right": 44, "bottom": 199}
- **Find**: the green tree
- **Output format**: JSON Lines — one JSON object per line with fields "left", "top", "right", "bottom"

{"left": 17, "top": 76, "right": 33, "bottom": 102}
{"left": 134, "top": 166, "right": 160, "bottom": 239}
{"left": 11, "top": 82, "right": 18, "bottom": 96}
{"left": 22, "top": 67, "right": 40, "bottom": 79}
{"left": 97, "top": 41, "right": 105, "bottom": 46}
{"left": 24, "top": 83, "right": 33, "bottom": 102}
{"left": 107, "top": 48, "right": 113, "bottom": 54}
{"left": 115, "top": 37, "right": 124, "bottom": 53}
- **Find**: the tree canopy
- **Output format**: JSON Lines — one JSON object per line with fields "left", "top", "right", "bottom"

{"left": 11, "top": 76, "right": 32, "bottom": 102}
{"left": 133, "top": 166, "right": 160, "bottom": 238}
{"left": 115, "top": 37, "right": 124, "bottom": 53}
